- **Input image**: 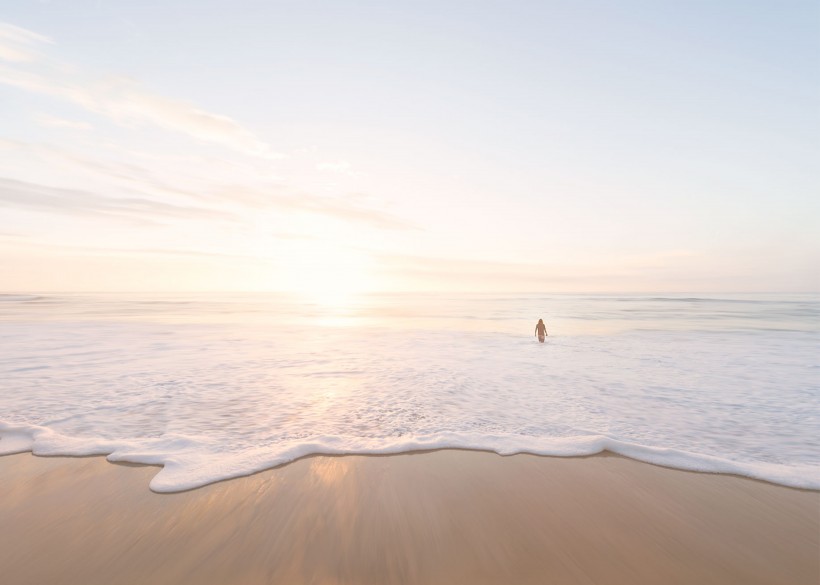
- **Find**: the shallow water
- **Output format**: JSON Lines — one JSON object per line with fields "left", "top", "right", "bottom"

{"left": 1, "top": 292, "right": 818, "bottom": 491}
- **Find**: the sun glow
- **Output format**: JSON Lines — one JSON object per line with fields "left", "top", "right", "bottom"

{"left": 280, "top": 243, "right": 375, "bottom": 309}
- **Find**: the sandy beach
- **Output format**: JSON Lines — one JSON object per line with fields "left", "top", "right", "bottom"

{"left": 0, "top": 450, "right": 816, "bottom": 585}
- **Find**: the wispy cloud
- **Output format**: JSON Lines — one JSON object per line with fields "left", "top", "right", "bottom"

{"left": 271, "top": 231, "right": 319, "bottom": 241}
{"left": 2, "top": 237, "right": 262, "bottom": 261}
{"left": 210, "top": 184, "right": 414, "bottom": 230}
{"left": 307, "top": 195, "right": 412, "bottom": 230}
{"left": 1, "top": 137, "right": 412, "bottom": 231}
{"left": 316, "top": 161, "right": 359, "bottom": 177}
{"left": 0, "top": 139, "right": 207, "bottom": 203}
{"left": 0, "top": 21, "right": 279, "bottom": 158}
{"left": 0, "top": 22, "right": 51, "bottom": 62}
{"left": 33, "top": 113, "right": 92, "bottom": 130}
{"left": 0, "top": 177, "right": 237, "bottom": 224}
{"left": 373, "top": 253, "right": 647, "bottom": 291}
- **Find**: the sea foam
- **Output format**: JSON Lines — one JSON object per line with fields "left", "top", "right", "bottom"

{"left": 1, "top": 293, "right": 818, "bottom": 492}
{"left": 2, "top": 421, "right": 818, "bottom": 492}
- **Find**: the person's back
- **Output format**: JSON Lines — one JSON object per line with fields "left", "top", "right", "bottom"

{"left": 535, "top": 318, "right": 547, "bottom": 342}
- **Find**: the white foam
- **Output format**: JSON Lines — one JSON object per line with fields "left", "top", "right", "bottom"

{"left": 1, "top": 293, "right": 818, "bottom": 492}
{"left": 2, "top": 421, "right": 818, "bottom": 492}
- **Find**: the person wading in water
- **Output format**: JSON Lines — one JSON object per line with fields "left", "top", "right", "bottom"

{"left": 534, "top": 318, "right": 548, "bottom": 342}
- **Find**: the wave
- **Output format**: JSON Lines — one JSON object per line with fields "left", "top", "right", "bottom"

{"left": 607, "top": 296, "right": 814, "bottom": 305}
{"left": 2, "top": 421, "right": 817, "bottom": 493}
{"left": 0, "top": 294, "right": 46, "bottom": 302}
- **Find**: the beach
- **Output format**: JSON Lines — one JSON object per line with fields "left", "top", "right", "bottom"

{"left": 3, "top": 0, "right": 818, "bottom": 581}
{"left": 1, "top": 450, "right": 817, "bottom": 585}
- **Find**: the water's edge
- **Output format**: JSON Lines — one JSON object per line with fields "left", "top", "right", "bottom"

{"left": 3, "top": 421, "right": 818, "bottom": 493}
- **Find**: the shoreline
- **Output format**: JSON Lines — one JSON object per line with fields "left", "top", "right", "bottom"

{"left": 7, "top": 446, "right": 820, "bottom": 495}
{"left": 1, "top": 450, "right": 817, "bottom": 584}
{"left": 3, "top": 422, "right": 818, "bottom": 492}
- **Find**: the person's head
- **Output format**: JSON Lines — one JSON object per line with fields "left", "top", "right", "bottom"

{"left": 538, "top": 318, "right": 543, "bottom": 324}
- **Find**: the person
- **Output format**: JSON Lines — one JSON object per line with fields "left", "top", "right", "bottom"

{"left": 534, "top": 318, "right": 548, "bottom": 342}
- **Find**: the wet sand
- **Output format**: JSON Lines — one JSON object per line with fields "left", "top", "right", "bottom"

{"left": 0, "top": 450, "right": 817, "bottom": 585}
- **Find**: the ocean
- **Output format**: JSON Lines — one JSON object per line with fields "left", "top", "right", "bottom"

{"left": 1, "top": 292, "right": 817, "bottom": 491}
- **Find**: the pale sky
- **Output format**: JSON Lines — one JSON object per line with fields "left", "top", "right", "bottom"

{"left": 0, "top": 1, "right": 818, "bottom": 295}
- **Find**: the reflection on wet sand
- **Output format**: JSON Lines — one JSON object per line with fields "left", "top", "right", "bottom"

{"left": 0, "top": 450, "right": 817, "bottom": 585}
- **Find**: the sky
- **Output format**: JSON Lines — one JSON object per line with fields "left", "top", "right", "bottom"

{"left": 0, "top": 0, "right": 818, "bottom": 295}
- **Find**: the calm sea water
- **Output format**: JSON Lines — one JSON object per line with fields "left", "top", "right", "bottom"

{"left": 1, "top": 292, "right": 818, "bottom": 491}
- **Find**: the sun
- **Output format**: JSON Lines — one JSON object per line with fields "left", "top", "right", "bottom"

{"left": 280, "top": 243, "right": 374, "bottom": 309}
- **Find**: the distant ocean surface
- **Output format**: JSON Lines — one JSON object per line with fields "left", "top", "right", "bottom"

{"left": 1, "top": 292, "right": 818, "bottom": 491}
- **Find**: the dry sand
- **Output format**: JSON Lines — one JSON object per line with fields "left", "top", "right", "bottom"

{"left": 0, "top": 450, "right": 817, "bottom": 585}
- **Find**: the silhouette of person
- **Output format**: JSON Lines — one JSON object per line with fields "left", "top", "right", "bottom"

{"left": 535, "top": 318, "right": 548, "bottom": 342}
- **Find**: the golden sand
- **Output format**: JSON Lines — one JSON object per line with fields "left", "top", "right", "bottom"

{"left": 0, "top": 451, "right": 817, "bottom": 585}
